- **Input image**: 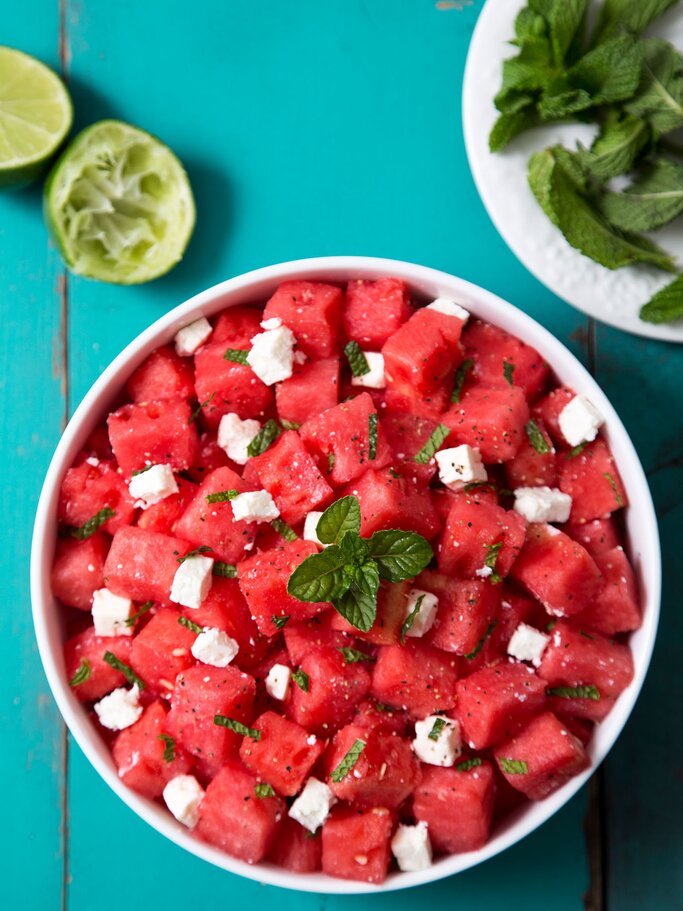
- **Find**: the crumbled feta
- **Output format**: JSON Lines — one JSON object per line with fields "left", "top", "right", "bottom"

{"left": 94, "top": 685, "right": 142, "bottom": 731}
{"left": 163, "top": 774, "right": 205, "bottom": 828}
{"left": 507, "top": 622, "right": 550, "bottom": 667}
{"left": 91, "top": 588, "right": 133, "bottom": 637}
{"left": 475, "top": 565, "right": 493, "bottom": 579}
{"left": 174, "top": 317, "right": 213, "bottom": 356}
{"left": 303, "top": 510, "right": 324, "bottom": 546}
{"left": 191, "top": 627, "right": 239, "bottom": 667}
{"left": 391, "top": 822, "right": 433, "bottom": 872}
{"left": 128, "top": 463, "right": 179, "bottom": 509}
{"left": 217, "top": 413, "right": 261, "bottom": 465}
{"left": 260, "top": 317, "right": 282, "bottom": 330}
{"left": 170, "top": 555, "right": 214, "bottom": 610}
{"left": 412, "top": 715, "right": 462, "bottom": 767}
{"left": 403, "top": 589, "right": 439, "bottom": 638}
{"left": 558, "top": 394, "right": 605, "bottom": 447}
{"left": 247, "top": 323, "right": 296, "bottom": 385}
{"left": 231, "top": 490, "right": 280, "bottom": 523}
{"left": 288, "top": 778, "right": 336, "bottom": 832}
{"left": 426, "top": 297, "right": 470, "bottom": 323}
{"left": 513, "top": 486, "right": 572, "bottom": 524}
{"left": 265, "top": 663, "right": 292, "bottom": 701}
{"left": 350, "top": 352, "right": 386, "bottom": 389}
{"left": 85, "top": 456, "right": 100, "bottom": 467}
{"left": 435, "top": 444, "right": 487, "bottom": 490}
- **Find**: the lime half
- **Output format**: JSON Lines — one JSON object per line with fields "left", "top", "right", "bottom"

{"left": 0, "top": 46, "right": 72, "bottom": 189}
{"left": 45, "top": 120, "right": 195, "bottom": 284}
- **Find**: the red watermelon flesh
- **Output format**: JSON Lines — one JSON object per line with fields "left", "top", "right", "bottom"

{"left": 58, "top": 459, "right": 136, "bottom": 534}
{"left": 63, "top": 627, "right": 134, "bottom": 702}
{"left": 443, "top": 383, "right": 529, "bottom": 463}
{"left": 263, "top": 280, "right": 344, "bottom": 359}
{"left": 343, "top": 278, "right": 412, "bottom": 348}
{"left": 276, "top": 357, "right": 340, "bottom": 428}
{"left": 322, "top": 806, "right": 394, "bottom": 884}
{"left": 413, "top": 761, "right": 496, "bottom": 853}
{"left": 239, "top": 710, "right": 324, "bottom": 796}
{"left": 558, "top": 439, "right": 628, "bottom": 522}
{"left": 104, "top": 526, "right": 191, "bottom": 605}
{"left": 51, "top": 532, "right": 109, "bottom": 611}
{"left": 345, "top": 468, "right": 440, "bottom": 540}
{"left": 193, "top": 339, "right": 273, "bottom": 429}
{"left": 370, "top": 641, "right": 460, "bottom": 718}
{"left": 463, "top": 319, "right": 550, "bottom": 402}
{"left": 125, "top": 344, "right": 195, "bottom": 403}
{"left": 107, "top": 400, "right": 199, "bottom": 477}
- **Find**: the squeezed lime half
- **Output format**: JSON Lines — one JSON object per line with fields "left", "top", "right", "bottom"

{"left": 45, "top": 120, "right": 196, "bottom": 284}
{"left": 0, "top": 46, "right": 72, "bottom": 189}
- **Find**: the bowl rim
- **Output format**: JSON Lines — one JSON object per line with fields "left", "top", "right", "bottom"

{"left": 31, "top": 255, "right": 661, "bottom": 894}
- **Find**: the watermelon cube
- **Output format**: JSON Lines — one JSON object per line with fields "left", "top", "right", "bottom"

{"left": 412, "top": 761, "right": 496, "bottom": 853}
{"left": 565, "top": 517, "right": 621, "bottom": 557}
{"left": 345, "top": 468, "right": 440, "bottom": 540}
{"left": 505, "top": 418, "right": 557, "bottom": 489}
{"left": 462, "top": 319, "right": 550, "bottom": 402}
{"left": 129, "top": 608, "right": 197, "bottom": 694}
{"left": 532, "top": 386, "right": 576, "bottom": 446}
{"left": 211, "top": 306, "right": 263, "bottom": 344}
{"left": 185, "top": 433, "right": 232, "bottom": 484}
{"left": 58, "top": 459, "right": 136, "bottom": 534}
{"left": 191, "top": 576, "right": 269, "bottom": 670}
{"left": 493, "top": 711, "right": 589, "bottom": 799}
{"left": 239, "top": 711, "right": 324, "bottom": 796}
{"left": 276, "top": 357, "right": 340, "bottom": 427}
{"left": 112, "top": 701, "right": 193, "bottom": 798}
{"left": 353, "top": 699, "right": 410, "bottom": 737}
{"left": 63, "top": 627, "right": 134, "bottom": 702}
{"left": 137, "top": 477, "right": 197, "bottom": 536}
{"left": 268, "top": 817, "right": 322, "bottom": 873}
{"left": 329, "top": 581, "right": 409, "bottom": 646}
{"left": 343, "top": 278, "right": 412, "bottom": 348}
{"left": 167, "top": 665, "right": 256, "bottom": 778}
{"left": 325, "top": 722, "right": 420, "bottom": 808}
{"left": 511, "top": 523, "right": 603, "bottom": 616}
{"left": 107, "top": 399, "right": 199, "bottom": 477}
{"left": 558, "top": 439, "right": 628, "bottom": 522}
{"left": 455, "top": 662, "right": 546, "bottom": 749}
{"left": 173, "top": 466, "right": 257, "bottom": 563}
{"left": 466, "top": 591, "right": 546, "bottom": 672}
{"left": 283, "top": 614, "right": 350, "bottom": 665}
{"left": 300, "top": 393, "right": 392, "bottom": 487}
{"left": 380, "top": 412, "right": 440, "bottom": 484}
{"left": 193, "top": 339, "right": 273, "bottom": 429}
{"left": 125, "top": 344, "right": 195, "bottom": 403}
{"left": 420, "top": 572, "right": 500, "bottom": 656}
{"left": 249, "top": 431, "right": 333, "bottom": 525}
{"left": 573, "top": 546, "right": 641, "bottom": 635}
{"left": 443, "top": 383, "right": 530, "bottom": 463}
{"left": 51, "top": 532, "right": 109, "bottom": 610}
{"left": 370, "top": 642, "right": 460, "bottom": 718}
{"left": 104, "top": 527, "right": 191, "bottom": 604}
{"left": 263, "top": 280, "right": 344, "bottom": 358}
{"left": 321, "top": 806, "right": 394, "bottom": 884}
{"left": 196, "top": 762, "right": 284, "bottom": 863}
{"left": 286, "top": 646, "right": 371, "bottom": 735}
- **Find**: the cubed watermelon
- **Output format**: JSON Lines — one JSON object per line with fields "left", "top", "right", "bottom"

{"left": 129, "top": 608, "right": 197, "bottom": 694}
{"left": 276, "top": 357, "right": 340, "bottom": 428}
{"left": 443, "top": 383, "right": 529, "bottom": 463}
{"left": 211, "top": 306, "right": 263, "bottom": 345}
{"left": 137, "top": 477, "right": 197, "bottom": 535}
{"left": 420, "top": 572, "right": 500, "bottom": 656}
{"left": 51, "top": 532, "right": 109, "bottom": 610}
{"left": 380, "top": 412, "right": 440, "bottom": 484}
{"left": 558, "top": 439, "right": 627, "bottom": 522}
{"left": 344, "top": 278, "right": 412, "bottom": 348}
{"left": 268, "top": 817, "right": 322, "bottom": 873}
{"left": 462, "top": 319, "right": 550, "bottom": 402}
{"left": 193, "top": 339, "right": 273, "bottom": 429}
{"left": 104, "top": 527, "right": 191, "bottom": 604}
{"left": 466, "top": 591, "right": 546, "bottom": 672}
{"left": 125, "top": 345, "right": 195, "bottom": 403}
{"left": 565, "top": 517, "right": 621, "bottom": 557}
{"left": 185, "top": 432, "right": 233, "bottom": 484}
{"left": 107, "top": 400, "right": 199, "bottom": 477}
{"left": 239, "top": 711, "right": 324, "bottom": 796}
{"left": 370, "top": 641, "right": 459, "bottom": 717}
{"left": 263, "top": 281, "right": 344, "bottom": 359}
{"left": 321, "top": 806, "right": 394, "bottom": 884}
{"left": 283, "top": 614, "right": 350, "bottom": 665}
{"left": 413, "top": 761, "right": 496, "bottom": 853}
{"left": 573, "top": 546, "right": 641, "bottom": 635}
{"left": 191, "top": 576, "right": 269, "bottom": 669}
{"left": 286, "top": 646, "right": 371, "bottom": 735}
{"left": 330, "top": 581, "right": 408, "bottom": 646}
{"left": 58, "top": 459, "right": 136, "bottom": 534}
{"left": 532, "top": 386, "right": 575, "bottom": 446}
{"left": 505, "top": 418, "right": 557, "bottom": 489}
{"left": 345, "top": 468, "right": 440, "bottom": 540}
{"left": 63, "top": 627, "right": 134, "bottom": 702}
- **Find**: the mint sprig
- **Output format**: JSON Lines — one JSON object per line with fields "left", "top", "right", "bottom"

{"left": 247, "top": 419, "right": 282, "bottom": 458}
{"left": 525, "top": 419, "right": 551, "bottom": 454}
{"left": 69, "top": 659, "right": 91, "bottom": 687}
{"left": 330, "top": 738, "right": 366, "bottom": 782}
{"left": 344, "top": 341, "right": 370, "bottom": 377}
{"left": 69, "top": 506, "right": 115, "bottom": 540}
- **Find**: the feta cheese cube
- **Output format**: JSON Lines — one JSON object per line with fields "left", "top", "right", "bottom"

{"left": 191, "top": 627, "right": 239, "bottom": 667}
{"left": 558, "top": 394, "right": 605, "bottom": 447}
{"left": 403, "top": 589, "right": 439, "bottom": 638}
{"left": 174, "top": 317, "right": 213, "bottom": 356}
{"left": 350, "top": 351, "right": 386, "bottom": 389}
{"left": 303, "top": 510, "right": 324, "bottom": 546}
{"left": 513, "top": 486, "right": 572, "bottom": 524}
{"left": 288, "top": 777, "right": 336, "bottom": 832}
{"left": 412, "top": 715, "right": 462, "bottom": 767}
{"left": 391, "top": 821, "right": 433, "bottom": 872}
{"left": 231, "top": 490, "right": 280, "bottom": 523}
{"left": 94, "top": 685, "right": 142, "bottom": 731}
{"left": 247, "top": 324, "right": 296, "bottom": 385}
{"left": 426, "top": 297, "right": 470, "bottom": 323}
{"left": 435, "top": 444, "right": 487, "bottom": 490}
{"left": 507, "top": 622, "right": 550, "bottom": 667}
{"left": 91, "top": 588, "right": 133, "bottom": 637}
{"left": 170, "top": 555, "right": 214, "bottom": 610}
{"left": 163, "top": 774, "right": 205, "bottom": 828}
{"left": 260, "top": 317, "right": 282, "bottom": 330}
{"left": 265, "top": 663, "right": 292, "bottom": 701}
{"left": 217, "top": 413, "right": 261, "bottom": 466}
{"left": 128, "top": 463, "right": 179, "bottom": 509}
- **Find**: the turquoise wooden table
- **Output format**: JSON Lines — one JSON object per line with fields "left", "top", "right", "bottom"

{"left": 2, "top": 1, "right": 681, "bottom": 908}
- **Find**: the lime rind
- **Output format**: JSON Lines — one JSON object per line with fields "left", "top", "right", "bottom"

{"left": 45, "top": 120, "right": 195, "bottom": 285}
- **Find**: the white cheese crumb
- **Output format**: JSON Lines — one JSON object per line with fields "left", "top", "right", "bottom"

{"left": 513, "top": 486, "right": 572, "bottom": 524}
{"left": 247, "top": 324, "right": 296, "bottom": 385}
{"left": 217, "top": 413, "right": 261, "bottom": 466}
{"left": 403, "top": 589, "right": 439, "bottom": 638}
{"left": 128, "top": 463, "right": 179, "bottom": 509}
{"left": 265, "top": 663, "right": 292, "bottom": 701}
{"left": 507, "top": 622, "right": 550, "bottom": 668}
{"left": 94, "top": 685, "right": 142, "bottom": 731}
{"left": 170, "top": 555, "right": 214, "bottom": 610}
{"left": 91, "top": 588, "right": 133, "bottom": 637}
{"left": 174, "top": 317, "right": 213, "bottom": 356}
{"left": 260, "top": 317, "right": 283, "bottom": 330}
{"left": 435, "top": 444, "right": 487, "bottom": 490}
{"left": 558, "top": 394, "right": 605, "bottom": 447}
{"left": 350, "top": 351, "right": 386, "bottom": 389}
{"left": 412, "top": 715, "right": 462, "bottom": 766}
{"left": 85, "top": 456, "right": 100, "bottom": 467}
{"left": 288, "top": 778, "right": 337, "bottom": 832}
{"left": 475, "top": 564, "right": 493, "bottom": 579}
{"left": 391, "top": 821, "right": 433, "bottom": 872}
{"left": 191, "top": 627, "right": 239, "bottom": 667}
{"left": 426, "top": 297, "right": 470, "bottom": 323}
{"left": 303, "top": 510, "right": 325, "bottom": 546}
{"left": 231, "top": 490, "right": 280, "bottom": 523}
{"left": 163, "top": 774, "right": 205, "bottom": 828}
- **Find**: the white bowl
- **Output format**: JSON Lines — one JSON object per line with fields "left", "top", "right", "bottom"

{"left": 31, "top": 256, "right": 661, "bottom": 894}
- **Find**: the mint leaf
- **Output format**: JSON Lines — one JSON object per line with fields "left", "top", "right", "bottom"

{"left": 272, "top": 518, "right": 297, "bottom": 542}
{"left": 189, "top": 391, "right": 216, "bottom": 424}
{"left": 272, "top": 614, "right": 289, "bottom": 630}
{"left": 177, "top": 545, "right": 212, "bottom": 563}
{"left": 124, "top": 600, "right": 153, "bottom": 627}
{"left": 344, "top": 341, "right": 370, "bottom": 377}
{"left": 503, "top": 360, "right": 515, "bottom": 386}
{"left": 400, "top": 593, "right": 425, "bottom": 645}
{"left": 70, "top": 506, "right": 115, "bottom": 540}
{"left": 577, "top": 112, "right": 650, "bottom": 180}
{"left": 224, "top": 348, "right": 249, "bottom": 364}
{"left": 489, "top": 107, "right": 539, "bottom": 152}
{"left": 367, "top": 530, "right": 433, "bottom": 582}
{"left": 280, "top": 419, "right": 300, "bottom": 430}
{"left": 593, "top": 0, "right": 678, "bottom": 45}
{"left": 330, "top": 738, "right": 366, "bottom": 782}
{"left": 158, "top": 734, "right": 175, "bottom": 763}
{"left": 335, "top": 560, "right": 380, "bottom": 633}
{"left": 247, "top": 419, "right": 282, "bottom": 458}
{"left": 626, "top": 39, "right": 683, "bottom": 134}
{"left": 465, "top": 621, "right": 497, "bottom": 660}
{"left": 255, "top": 782, "right": 276, "bottom": 799}
{"left": 546, "top": 684, "right": 601, "bottom": 700}
{"left": 414, "top": 423, "right": 450, "bottom": 464}
{"left": 213, "top": 716, "right": 261, "bottom": 740}
{"left": 600, "top": 158, "right": 683, "bottom": 232}
{"left": 316, "top": 496, "right": 361, "bottom": 545}
{"left": 457, "top": 757, "right": 483, "bottom": 772}
{"left": 538, "top": 87, "right": 593, "bottom": 120}
{"left": 205, "top": 489, "right": 238, "bottom": 503}
{"left": 338, "top": 646, "right": 375, "bottom": 664}
{"left": 103, "top": 651, "right": 145, "bottom": 690}
{"left": 498, "top": 758, "right": 528, "bottom": 774}
{"left": 178, "top": 615, "right": 203, "bottom": 634}
{"left": 525, "top": 419, "right": 551, "bottom": 454}
{"left": 287, "top": 545, "right": 350, "bottom": 603}
{"left": 545, "top": 0, "right": 588, "bottom": 66}
{"left": 567, "top": 34, "right": 643, "bottom": 105}
{"left": 451, "top": 358, "right": 474, "bottom": 404}
{"left": 69, "top": 659, "right": 91, "bottom": 687}
{"left": 484, "top": 542, "right": 503, "bottom": 585}
{"left": 428, "top": 717, "right": 447, "bottom": 741}
{"left": 640, "top": 273, "right": 683, "bottom": 324}
{"left": 368, "top": 413, "right": 378, "bottom": 460}
{"left": 213, "top": 561, "right": 237, "bottom": 577}
{"left": 292, "top": 668, "right": 310, "bottom": 692}
{"left": 603, "top": 471, "right": 624, "bottom": 507}
{"left": 327, "top": 452, "right": 335, "bottom": 474}
{"left": 131, "top": 464, "right": 153, "bottom": 476}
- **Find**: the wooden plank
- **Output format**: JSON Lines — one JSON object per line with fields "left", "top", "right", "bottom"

{"left": 0, "top": 3, "right": 66, "bottom": 904}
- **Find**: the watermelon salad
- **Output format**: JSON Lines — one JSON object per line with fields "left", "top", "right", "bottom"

{"left": 52, "top": 278, "right": 639, "bottom": 883}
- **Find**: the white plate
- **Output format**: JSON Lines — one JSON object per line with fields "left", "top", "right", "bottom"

{"left": 463, "top": 0, "right": 683, "bottom": 342}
